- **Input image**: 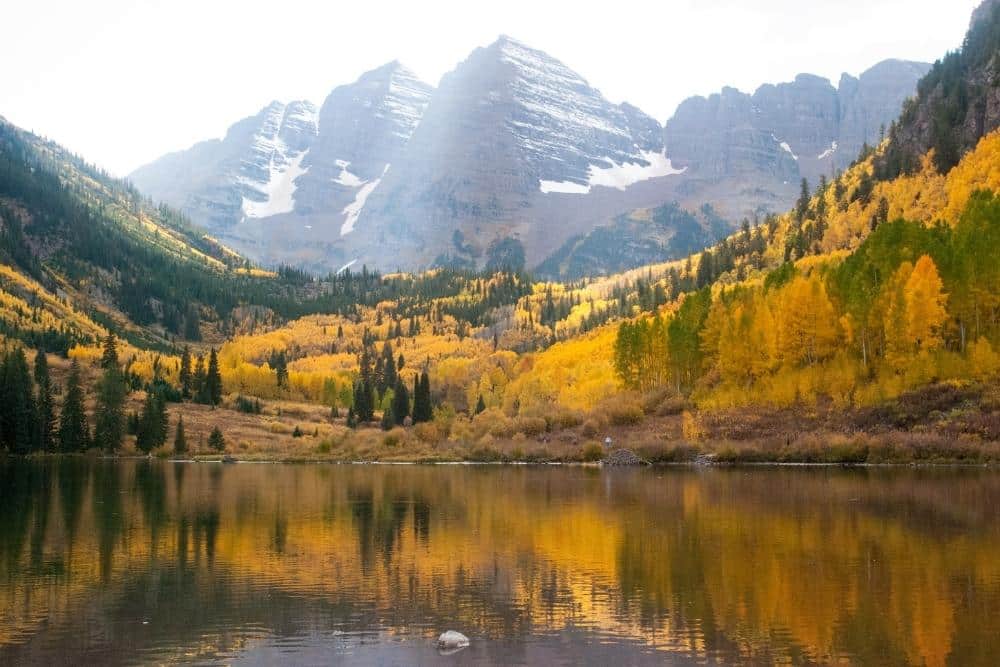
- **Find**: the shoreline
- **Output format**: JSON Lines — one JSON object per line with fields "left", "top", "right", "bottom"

{"left": 6, "top": 452, "right": 996, "bottom": 468}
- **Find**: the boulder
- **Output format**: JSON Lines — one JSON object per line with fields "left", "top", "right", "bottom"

{"left": 437, "top": 630, "right": 470, "bottom": 650}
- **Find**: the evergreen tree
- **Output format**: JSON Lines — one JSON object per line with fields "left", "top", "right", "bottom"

{"left": 412, "top": 371, "right": 433, "bottom": 423}
{"left": 94, "top": 366, "right": 127, "bottom": 452}
{"left": 179, "top": 346, "right": 192, "bottom": 399}
{"left": 136, "top": 390, "right": 168, "bottom": 453}
{"left": 696, "top": 250, "right": 714, "bottom": 288}
{"left": 353, "top": 380, "right": 375, "bottom": 422}
{"left": 475, "top": 394, "right": 486, "bottom": 416}
{"left": 0, "top": 349, "right": 37, "bottom": 453}
{"left": 208, "top": 426, "right": 225, "bottom": 452}
{"left": 391, "top": 377, "right": 410, "bottom": 426}
{"left": 59, "top": 360, "right": 89, "bottom": 452}
{"left": 796, "top": 177, "right": 811, "bottom": 223}
{"left": 184, "top": 304, "right": 202, "bottom": 341}
{"left": 100, "top": 333, "right": 119, "bottom": 369}
{"left": 382, "top": 342, "right": 397, "bottom": 394}
{"left": 192, "top": 354, "right": 207, "bottom": 403}
{"left": 380, "top": 404, "right": 395, "bottom": 431}
{"left": 34, "top": 350, "right": 55, "bottom": 452}
{"left": 205, "top": 348, "right": 223, "bottom": 406}
{"left": 173, "top": 416, "right": 187, "bottom": 455}
{"left": 269, "top": 349, "right": 289, "bottom": 388}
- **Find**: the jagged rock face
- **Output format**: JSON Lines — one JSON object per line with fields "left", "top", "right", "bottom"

{"left": 345, "top": 36, "right": 675, "bottom": 270}
{"left": 838, "top": 60, "right": 932, "bottom": 157}
{"left": 131, "top": 38, "right": 929, "bottom": 275}
{"left": 878, "top": 1, "right": 1000, "bottom": 178}
{"left": 293, "top": 63, "right": 432, "bottom": 227}
{"left": 130, "top": 100, "right": 318, "bottom": 231}
{"left": 130, "top": 63, "right": 432, "bottom": 271}
{"left": 665, "top": 60, "right": 929, "bottom": 218}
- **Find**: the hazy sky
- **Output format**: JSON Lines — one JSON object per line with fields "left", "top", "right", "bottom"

{"left": 1, "top": 0, "right": 981, "bottom": 176}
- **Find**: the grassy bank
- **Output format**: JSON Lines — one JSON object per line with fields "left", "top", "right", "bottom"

{"left": 77, "top": 379, "right": 998, "bottom": 465}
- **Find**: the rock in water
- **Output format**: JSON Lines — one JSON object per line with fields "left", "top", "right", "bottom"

{"left": 603, "top": 449, "right": 647, "bottom": 466}
{"left": 437, "top": 630, "right": 470, "bottom": 649}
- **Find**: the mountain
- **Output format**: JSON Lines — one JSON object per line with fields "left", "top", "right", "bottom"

{"left": 131, "top": 62, "right": 433, "bottom": 272}
{"left": 664, "top": 59, "right": 931, "bottom": 221}
{"left": 131, "top": 38, "right": 928, "bottom": 276}
{"left": 877, "top": 0, "right": 1000, "bottom": 178}
{"left": 285, "top": 35, "right": 685, "bottom": 273}
{"left": 129, "top": 99, "right": 318, "bottom": 231}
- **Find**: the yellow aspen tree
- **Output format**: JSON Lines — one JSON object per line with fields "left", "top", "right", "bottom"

{"left": 904, "top": 255, "right": 948, "bottom": 352}
{"left": 882, "top": 262, "right": 913, "bottom": 369}
{"left": 778, "top": 275, "right": 840, "bottom": 366}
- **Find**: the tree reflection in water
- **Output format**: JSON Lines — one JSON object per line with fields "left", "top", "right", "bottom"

{"left": 0, "top": 461, "right": 997, "bottom": 665}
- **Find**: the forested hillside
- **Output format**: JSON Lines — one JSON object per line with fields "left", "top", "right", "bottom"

{"left": 0, "top": 2, "right": 998, "bottom": 463}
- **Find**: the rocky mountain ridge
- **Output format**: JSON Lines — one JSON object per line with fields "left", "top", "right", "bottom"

{"left": 131, "top": 38, "right": 929, "bottom": 276}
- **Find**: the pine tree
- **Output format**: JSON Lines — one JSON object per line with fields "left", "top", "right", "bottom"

{"left": 179, "top": 346, "right": 192, "bottom": 399}
{"left": 1, "top": 349, "right": 38, "bottom": 453}
{"left": 136, "top": 390, "right": 169, "bottom": 453}
{"left": 34, "top": 351, "right": 55, "bottom": 452}
{"left": 382, "top": 342, "right": 397, "bottom": 393}
{"left": 696, "top": 250, "right": 714, "bottom": 288}
{"left": 207, "top": 427, "right": 225, "bottom": 452}
{"left": 391, "top": 377, "right": 410, "bottom": 426}
{"left": 173, "top": 416, "right": 187, "bottom": 455}
{"left": 94, "top": 366, "right": 127, "bottom": 452}
{"left": 59, "top": 360, "right": 89, "bottom": 452}
{"left": 796, "top": 178, "right": 811, "bottom": 223}
{"left": 205, "top": 348, "right": 223, "bottom": 406}
{"left": 270, "top": 349, "right": 289, "bottom": 388}
{"left": 411, "top": 371, "right": 432, "bottom": 423}
{"left": 475, "top": 394, "right": 486, "bottom": 415}
{"left": 193, "top": 354, "right": 207, "bottom": 403}
{"left": 184, "top": 304, "right": 202, "bottom": 341}
{"left": 100, "top": 333, "right": 119, "bottom": 369}
{"left": 380, "top": 405, "right": 395, "bottom": 431}
{"left": 353, "top": 380, "right": 375, "bottom": 422}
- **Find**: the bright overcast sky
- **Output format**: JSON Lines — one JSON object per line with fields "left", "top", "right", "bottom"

{"left": 1, "top": 0, "right": 981, "bottom": 176}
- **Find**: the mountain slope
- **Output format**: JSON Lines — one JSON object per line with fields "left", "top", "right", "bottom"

{"left": 0, "top": 117, "right": 284, "bottom": 349}
{"left": 131, "top": 63, "right": 433, "bottom": 272}
{"left": 877, "top": 0, "right": 1000, "bottom": 177}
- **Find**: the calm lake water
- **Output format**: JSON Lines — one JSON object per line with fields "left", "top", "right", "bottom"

{"left": 1, "top": 461, "right": 998, "bottom": 666}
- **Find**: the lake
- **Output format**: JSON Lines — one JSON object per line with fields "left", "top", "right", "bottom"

{"left": 0, "top": 461, "right": 998, "bottom": 665}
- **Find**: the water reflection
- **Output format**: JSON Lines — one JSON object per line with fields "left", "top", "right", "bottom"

{"left": 0, "top": 462, "right": 998, "bottom": 665}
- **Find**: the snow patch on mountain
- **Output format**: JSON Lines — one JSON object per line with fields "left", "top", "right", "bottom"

{"left": 333, "top": 160, "right": 365, "bottom": 187}
{"left": 539, "top": 179, "right": 592, "bottom": 195}
{"left": 242, "top": 148, "right": 310, "bottom": 219}
{"left": 589, "top": 151, "right": 686, "bottom": 190}
{"left": 340, "top": 164, "right": 390, "bottom": 235}
{"left": 817, "top": 141, "right": 838, "bottom": 160}
{"left": 540, "top": 150, "right": 685, "bottom": 195}
{"left": 772, "top": 135, "right": 799, "bottom": 161}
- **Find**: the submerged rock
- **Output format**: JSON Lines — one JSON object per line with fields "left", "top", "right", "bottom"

{"left": 603, "top": 449, "right": 647, "bottom": 466}
{"left": 437, "top": 630, "right": 470, "bottom": 650}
